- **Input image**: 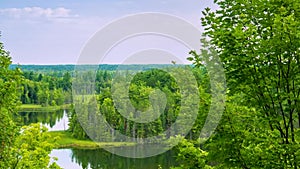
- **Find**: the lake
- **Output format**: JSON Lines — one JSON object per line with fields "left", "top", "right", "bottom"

{"left": 18, "top": 109, "right": 177, "bottom": 169}
{"left": 18, "top": 109, "right": 69, "bottom": 131}
{"left": 51, "top": 147, "right": 176, "bottom": 169}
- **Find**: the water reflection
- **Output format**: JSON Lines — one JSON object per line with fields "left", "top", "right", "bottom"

{"left": 51, "top": 149, "right": 83, "bottom": 169}
{"left": 51, "top": 147, "right": 176, "bottom": 169}
{"left": 18, "top": 110, "right": 177, "bottom": 168}
{"left": 18, "top": 109, "right": 69, "bottom": 131}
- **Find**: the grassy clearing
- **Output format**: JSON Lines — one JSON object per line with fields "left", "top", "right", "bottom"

{"left": 18, "top": 104, "right": 71, "bottom": 112}
{"left": 48, "top": 131, "right": 136, "bottom": 149}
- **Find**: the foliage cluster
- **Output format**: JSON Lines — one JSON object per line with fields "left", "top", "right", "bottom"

{"left": 0, "top": 37, "right": 60, "bottom": 169}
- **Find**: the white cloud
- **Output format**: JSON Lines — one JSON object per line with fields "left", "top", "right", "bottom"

{"left": 0, "top": 7, "right": 78, "bottom": 19}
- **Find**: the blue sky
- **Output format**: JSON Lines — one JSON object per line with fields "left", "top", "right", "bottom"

{"left": 0, "top": 0, "right": 217, "bottom": 64}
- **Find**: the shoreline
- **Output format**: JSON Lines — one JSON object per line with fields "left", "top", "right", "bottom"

{"left": 18, "top": 104, "right": 71, "bottom": 112}
{"left": 48, "top": 131, "right": 136, "bottom": 149}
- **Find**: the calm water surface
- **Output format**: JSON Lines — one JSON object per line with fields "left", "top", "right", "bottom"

{"left": 51, "top": 147, "right": 176, "bottom": 169}
{"left": 18, "top": 110, "right": 177, "bottom": 169}
{"left": 18, "top": 109, "right": 69, "bottom": 131}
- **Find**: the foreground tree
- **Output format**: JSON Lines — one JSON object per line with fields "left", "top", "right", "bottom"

{"left": 0, "top": 36, "right": 22, "bottom": 167}
{"left": 170, "top": 137, "right": 213, "bottom": 169}
{"left": 10, "top": 124, "right": 61, "bottom": 169}
{"left": 0, "top": 35, "right": 60, "bottom": 168}
{"left": 188, "top": 0, "right": 300, "bottom": 168}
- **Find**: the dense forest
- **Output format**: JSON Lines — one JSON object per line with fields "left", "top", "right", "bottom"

{"left": 1, "top": 0, "right": 300, "bottom": 168}
{"left": 68, "top": 66, "right": 210, "bottom": 142}
{"left": 20, "top": 71, "right": 72, "bottom": 106}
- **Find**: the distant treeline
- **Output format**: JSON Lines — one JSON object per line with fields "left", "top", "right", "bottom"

{"left": 10, "top": 64, "right": 190, "bottom": 72}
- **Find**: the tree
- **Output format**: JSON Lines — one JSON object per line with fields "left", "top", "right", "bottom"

{"left": 206, "top": 95, "right": 287, "bottom": 169}
{"left": 170, "top": 137, "right": 213, "bottom": 169}
{"left": 188, "top": 0, "right": 300, "bottom": 168}
{"left": 0, "top": 35, "right": 61, "bottom": 168}
{"left": 37, "top": 85, "right": 50, "bottom": 106}
{"left": 61, "top": 72, "right": 72, "bottom": 91}
{"left": 0, "top": 35, "right": 22, "bottom": 168}
{"left": 10, "top": 124, "right": 61, "bottom": 169}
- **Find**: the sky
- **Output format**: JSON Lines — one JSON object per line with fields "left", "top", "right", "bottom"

{"left": 0, "top": 0, "right": 217, "bottom": 65}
